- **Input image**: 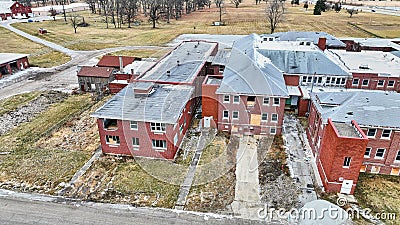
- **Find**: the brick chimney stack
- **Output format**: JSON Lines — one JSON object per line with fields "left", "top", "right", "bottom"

{"left": 318, "top": 37, "right": 327, "bottom": 51}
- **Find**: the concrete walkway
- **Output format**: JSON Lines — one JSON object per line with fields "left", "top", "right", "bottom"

{"left": 231, "top": 136, "right": 263, "bottom": 220}
{"left": 175, "top": 130, "right": 208, "bottom": 210}
{"left": 283, "top": 114, "right": 318, "bottom": 205}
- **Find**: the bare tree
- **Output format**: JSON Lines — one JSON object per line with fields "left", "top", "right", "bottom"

{"left": 215, "top": 0, "right": 223, "bottom": 23}
{"left": 265, "top": 0, "right": 284, "bottom": 34}
{"left": 231, "top": 0, "right": 240, "bottom": 8}
{"left": 148, "top": 0, "right": 162, "bottom": 28}
{"left": 69, "top": 13, "right": 81, "bottom": 33}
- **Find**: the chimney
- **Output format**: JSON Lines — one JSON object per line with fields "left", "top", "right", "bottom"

{"left": 119, "top": 56, "right": 123, "bottom": 72}
{"left": 317, "top": 37, "right": 327, "bottom": 51}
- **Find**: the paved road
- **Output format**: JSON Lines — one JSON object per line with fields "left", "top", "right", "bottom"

{"left": 0, "top": 196, "right": 264, "bottom": 225}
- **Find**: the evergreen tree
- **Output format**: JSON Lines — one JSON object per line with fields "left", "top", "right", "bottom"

{"left": 313, "top": 0, "right": 326, "bottom": 15}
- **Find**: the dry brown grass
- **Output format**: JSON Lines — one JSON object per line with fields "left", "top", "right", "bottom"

{"left": 9, "top": 1, "right": 400, "bottom": 52}
{"left": 0, "top": 27, "right": 71, "bottom": 67}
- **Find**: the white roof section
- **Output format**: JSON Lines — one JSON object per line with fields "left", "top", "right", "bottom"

{"left": 92, "top": 83, "right": 194, "bottom": 124}
{"left": 263, "top": 31, "right": 346, "bottom": 48}
{"left": 311, "top": 91, "right": 400, "bottom": 129}
{"left": 257, "top": 41, "right": 349, "bottom": 76}
{"left": 287, "top": 86, "right": 302, "bottom": 96}
{"left": 0, "top": 53, "right": 28, "bottom": 65}
{"left": 0, "top": 1, "right": 13, "bottom": 14}
{"left": 123, "top": 60, "right": 156, "bottom": 75}
{"left": 216, "top": 34, "right": 288, "bottom": 97}
{"left": 329, "top": 50, "right": 400, "bottom": 77}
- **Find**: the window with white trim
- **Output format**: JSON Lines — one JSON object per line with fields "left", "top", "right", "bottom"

{"left": 232, "top": 111, "right": 239, "bottom": 119}
{"left": 273, "top": 98, "right": 280, "bottom": 106}
{"left": 130, "top": 121, "right": 138, "bottom": 130}
{"left": 377, "top": 80, "right": 385, "bottom": 87}
{"left": 371, "top": 166, "right": 380, "bottom": 174}
{"left": 261, "top": 113, "right": 268, "bottom": 121}
{"left": 233, "top": 96, "right": 240, "bottom": 104}
{"left": 271, "top": 113, "right": 278, "bottom": 122}
{"left": 343, "top": 157, "right": 351, "bottom": 168}
{"left": 270, "top": 127, "right": 276, "bottom": 134}
{"left": 150, "top": 122, "right": 166, "bottom": 132}
{"left": 364, "top": 147, "right": 371, "bottom": 158}
{"left": 179, "top": 124, "right": 183, "bottom": 135}
{"left": 263, "top": 97, "right": 269, "bottom": 105}
{"left": 132, "top": 137, "right": 139, "bottom": 147}
{"left": 223, "top": 95, "right": 230, "bottom": 103}
{"left": 388, "top": 80, "right": 395, "bottom": 87}
{"left": 302, "top": 76, "right": 307, "bottom": 83}
{"left": 381, "top": 129, "right": 391, "bottom": 139}
{"left": 219, "top": 65, "right": 225, "bottom": 74}
{"left": 152, "top": 139, "right": 167, "bottom": 149}
{"left": 395, "top": 150, "right": 400, "bottom": 162}
{"left": 362, "top": 79, "right": 369, "bottom": 86}
{"left": 105, "top": 135, "right": 120, "bottom": 145}
{"left": 375, "top": 148, "right": 385, "bottom": 159}
{"left": 223, "top": 110, "right": 229, "bottom": 119}
{"left": 352, "top": 78, "right": 359, "bottom": 86}
{"left": 326, "top": 77, "right": 331, "bottom": 84}
{"left": 367, "top": 128, "right": 376, "bottom": 137}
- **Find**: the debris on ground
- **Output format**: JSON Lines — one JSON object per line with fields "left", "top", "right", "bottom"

{"left": 258, "top": 135, "right": 300, "bottom": 210}
{"left": 0, "top": 91, "right": 68, "bottom": 136}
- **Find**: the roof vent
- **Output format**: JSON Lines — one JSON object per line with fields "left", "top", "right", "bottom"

{"left": 359, "top": 64, "right": 369, "bottom": 69}
{"left": 167, "top": 70, "right": 171, "bottom": 76}
{"left": 177, "top": 60, "right": 180, "bottom": 66}
{"left": 346, "top": 111, "right": 353, "bottom": 115}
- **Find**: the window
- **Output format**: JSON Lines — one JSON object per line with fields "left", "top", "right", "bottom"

{"left": 395, "top": 151, "right": 400, "bottom": 162}
{"left": 390, "top": 168, "right": 400, "bottom": 176}
{"left": 388, "top": 80, "right": 395, "bottom": 87}
{"left": 367, "top": 128, "right": 376, "bottom": 137}
{"left": 247, "top": 96, "right": 256, "bottom": 107}
{"left": 352, "top": 78, "right": 359, "bottom": 86}
{"left": 317, "top": 77, "right": 322, "bottom": 84}
{"left": 263, "top": 97, "right": 269, "bottom": 105}
{"left": 360, "top": 165, "right": 367, "bottom": 172}
{"left": 326, "top": 77, "right": 331, "bottom": 84}
{"left": 271, "top": 113, "right": 278, "bottom": 122}
{"left": 105, "top": 135, "right": 120, "bottom": 145}
{"left": 307, "top": 76, "right": 312, "bottom": 83}
{"left": 261, "top": 113, "right": 268, "bottom": 121}
{"left": 132, "top": 137, "right": 139, "bottom": 146}
{"left": 371, "top": 166, "right": 380, "bottom": 174}
{"left": 233, "top": 96, "right": 240, "bottom": 104}
{"left": 152, "top": 139, "right": 167, "bottom": 149}
{"left": 362, "top": 79, "right": 369, "bottom": 86}
{"left": 270, "top": 127, "right": 276, "bottom": 134}
{"left": 364, "top": 147, "right": 372, "bottom": 158}
{"left": 223, "top": 95, "right": 230, "bottom": 103}
{"left": 273, "top": 98, "right": 280, "bottom": 106}
{"left": 219, "top": 65, "right": 225, "bottom": 74}
{"left": 223, "top": 110, "right": 229, "bottom": 119}
{"left": 340, "top": 78, "right": 346, "bottom": 85}
{"left": 375, "top": 148, "right": 385, "bottom": 159}
{"left": 381, "top": 129, "right": 391, "bottom": 139}
{"left": 232, "top": 111, "right": 239, "bottom": 119}
{"left": 150, "top": 122, "right": 166, "bottom": 132}
{"left": 331, "top": 77, "right": 336, "bottom": 84}
{"left": 302, "top": 76, "right": 307, "bottom": 83}
{"left": 179, "top": 124, "right": 183, "bottom": 135}
{"left": 104, "top": 119, "right": 118, "bottom": 130}
{"left": 343, "top": 157, "right": 351, "bottom": 168}
{"left": 130, "top": 121, "right": 138, "bottom": 130}
{"left": 377, "top": 80, "right": 384, "bottom": 87}
{"left": 336, "top": 78, "right": 341, "bottom": 85}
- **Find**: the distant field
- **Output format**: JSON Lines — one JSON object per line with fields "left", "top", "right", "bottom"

{"left": 0, "top": 27, "right": 70, "bottom": 67}
{"left": 10, "top": 1, "right": 400, "bottom": 52}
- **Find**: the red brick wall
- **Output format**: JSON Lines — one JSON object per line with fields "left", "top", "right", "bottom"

{"left": 298, "top": 98, "right": 309, "bottom": 117}
{"left": 283, "top": 74, "right": 300, "bottom": 86}
{"left": 109, "top": 83, "right": 128, "bottom": 94}
{"left": 202, "top": 77, "right": 221, "bottom": 124}
{"left": 318, "top": 120, "right": 368, "bottom": 194}
{"left": 346, "top": 73, "right": 400, "bottom": 92}
{"left": 97, "top": 99, "right": 194, "bottom": 160}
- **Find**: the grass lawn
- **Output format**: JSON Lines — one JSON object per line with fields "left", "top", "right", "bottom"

{"left": 0, "top": 27, "right": 71, "bottom": 68}
{"left": 0, "top": 91, "right": 40, "bottom": 115}
{"left": 354, "top": 173, "right": 400, "bottom": 225}
{"left": 9, "top": 1, "right": 400, "bottom": 52}
{"left": 0, "top": 94, "right": 94, "bottom": 193}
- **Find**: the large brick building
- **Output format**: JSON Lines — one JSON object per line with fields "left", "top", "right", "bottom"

{"left": 308, "top": 91, "right": 400, "bottom": 194}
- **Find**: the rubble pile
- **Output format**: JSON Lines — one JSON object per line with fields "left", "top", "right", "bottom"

{"left": 0, "top": 91, "right": 68, "bottom": 136}
{"left": 35, "top": 100, "right": 102, "bottom": 152}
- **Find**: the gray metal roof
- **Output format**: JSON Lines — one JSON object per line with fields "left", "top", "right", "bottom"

{"left": 311, "top": 91, "right": 400, "bottom": 128}
{"left": 0, "top": 53, "right": 29, "bottom": 65}
{"left": 257, "top": 44, "right": 349, "bottom": 76}
{"left": 262, "top": 31, "right": 346, "bottom": 48}
{"left": 138, "top": 41, "right": 217, "bottom": 83}
{"left": 92, "top": 83, "right": 194, "bottom": 124}
{"left": 216, "top": 34, "right": 288, "bottom": 97}
{"left": 211, "top": 48, "right": 231, "bottom": 65}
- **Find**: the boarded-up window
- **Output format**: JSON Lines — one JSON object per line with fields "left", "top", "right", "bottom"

{"left": 360, "top": 165, "right": 367, "bottom": 172}
{"left": 390, "top": 168, "right": 400, "bottom": 176}
{"left": 250, "top": 114, "right": 261, "bottom": 125}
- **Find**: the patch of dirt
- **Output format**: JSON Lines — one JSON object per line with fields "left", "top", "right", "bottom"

{"left": 258, "top": 135, "right": 300, "bottom": 210}
{"left": 0, "top": 91, "right": 68, "bottom": 136}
